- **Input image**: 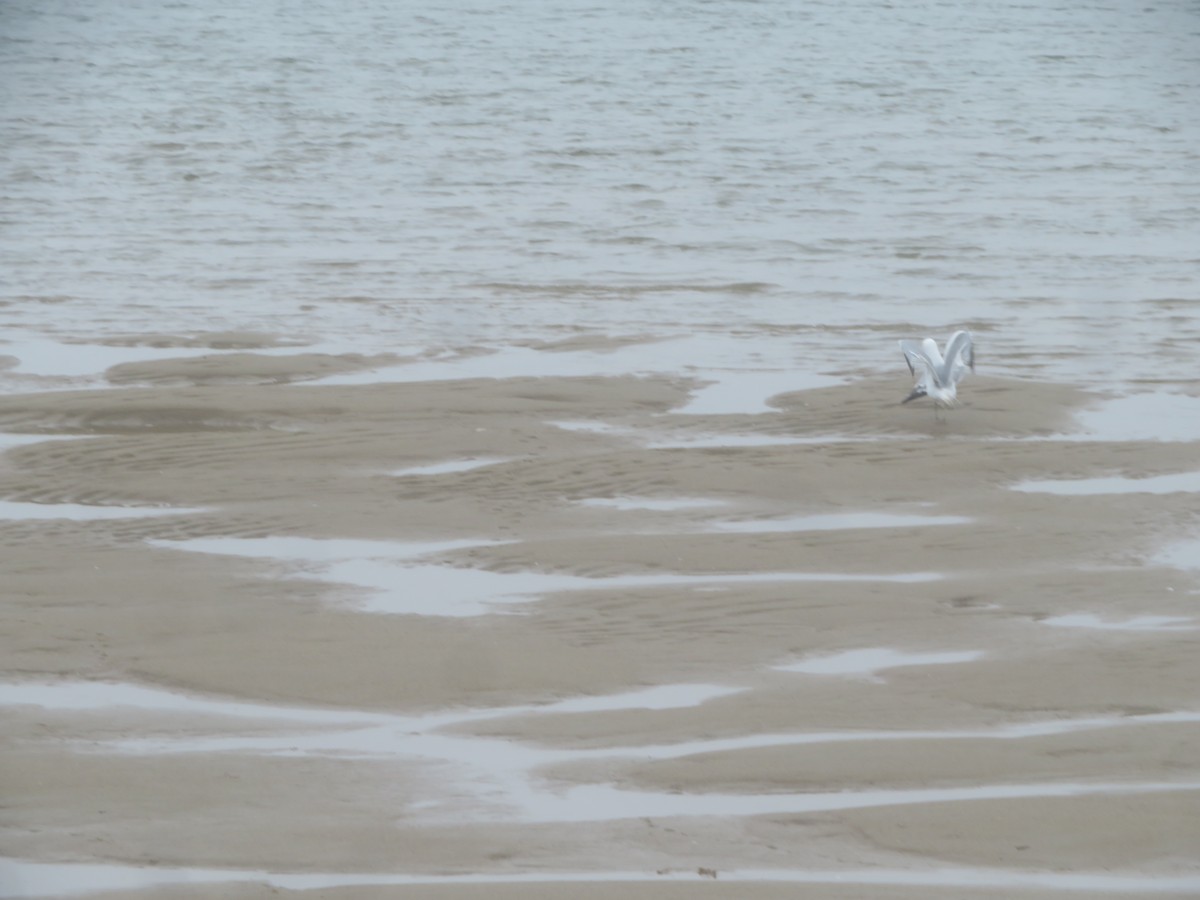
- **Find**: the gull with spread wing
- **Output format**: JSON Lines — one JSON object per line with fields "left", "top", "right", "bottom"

{"left": 899, "top": 330, "right": 975, "bottom": 413}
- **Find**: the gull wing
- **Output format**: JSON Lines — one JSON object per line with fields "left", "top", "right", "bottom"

{"left": 899, "top": 339, "right": 936, "bottom": 401}
{"left": 943, "top": 330, "right": 975, "bottom": 384}
{"left": 899, "top": 339, "right": 934, "bottom": 378}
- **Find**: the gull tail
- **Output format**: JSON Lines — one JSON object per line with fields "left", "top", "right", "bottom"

{"left": 901, "top": 387, "right": 926, "bottom": 404}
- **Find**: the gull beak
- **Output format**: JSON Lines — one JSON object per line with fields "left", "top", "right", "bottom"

{"left": 901, "top": 388, "right": 926, "bottom": 405}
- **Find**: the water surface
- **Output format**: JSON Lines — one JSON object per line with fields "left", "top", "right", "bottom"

{"left": 2, "top": 0, "right": 1196, "bottom": 390}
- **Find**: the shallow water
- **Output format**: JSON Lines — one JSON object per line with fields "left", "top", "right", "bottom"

{"left": 154, "top": 535, "right": 942, "bottom": 617}
{"left": 1, "top": 339, "right": 221, "bottom": 378}
{"left": 0, "top": 501, "right": 204, "bottom": 521}
{"left": 0, "top": 680, "right": 381, "bottom": 724}
{"left": 6, "top": 677, "right": 1200, "bottom": 826}
{"left": 152, "top": 535, "right": 493, "bottom": 561}
{"left": 0, "top": 679, "right": 737, "bottom": 728}
{"left": 549, "top": 419, "right": 636, "bottom": 435}
{"left": 775, "top": 648, "right": 984, "bottom": 677}
{"left": 318, "top": 337, "right": 840, "bottom": 416}
{"left": 7, "top": 677, "right": 1199, "bottom": 758}
{"left": 0, "top": 336, "right": 360, "bottom": 393}
{"left": 1153, "top": 540, "right": 1200, "bottom": 572}
{"left": 525, "top": 779, "right": 1200, "bottom": 824}
{"left": 0, "top": 434, "right": 86, "bottom": 453}
{"left": 1073, "top": 394, "right": 1200, "bottom": 443}
{"left": 674, "top": 369, "right": 840, "bottom": 415}
{"left": 577, "top": 496, "right": 729, "bottom": 511}
{"left": 712, "top": 511, "right": 972, "bottom": 533}
{"left": 1015, "top": 470, "right": 1200, "bottom": 495}
{"left": 391, "top": 457, "right": 512, "bottom": 477}
{"left": 1041, "top": 614, "right": 1197, "bottom": 632}
{"left": 5, "top": 858, "right": 1200, "bottom": 898}
{"left": 645, "top": 431, "right": 873, "bottom": 448}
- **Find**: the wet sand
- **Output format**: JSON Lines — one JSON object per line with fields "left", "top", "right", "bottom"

{"left": 1, "top": 344, "right": 1199, "bottom": 898}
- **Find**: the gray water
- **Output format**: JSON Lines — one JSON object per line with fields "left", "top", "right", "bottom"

{"left": 3, "top": 0, "right": 1198, "bottom": 388}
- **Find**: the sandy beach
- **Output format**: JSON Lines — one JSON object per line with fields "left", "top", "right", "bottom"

{"left": 1, "top": 339, "right": 1198, "bottom": 898}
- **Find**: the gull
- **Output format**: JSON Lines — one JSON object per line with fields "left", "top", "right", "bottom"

{"left": 899, "top": 330, "right": 975, "bottom": 415}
